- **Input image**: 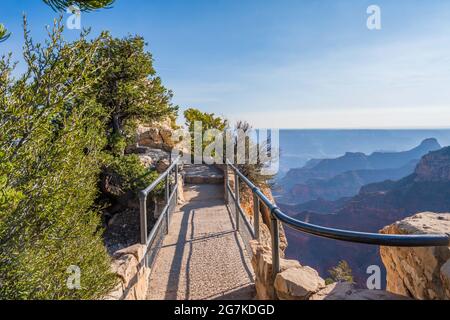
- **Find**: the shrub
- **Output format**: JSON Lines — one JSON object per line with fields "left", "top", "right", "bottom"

{"left": 183, "top": 108, "right": 228, "bottom": 160}
{"left": 103, "top": 154, "right": 163, "bottom": 195}
{"left": 0, "top": 19, "right": 116, "bottom": 299}
{"left": 232, "top": 121, "right": 276, "bottom": 187}
{"left": 94, "top": 34, "right": 178, "bottom": 146}
{"left": 325, "top": 260, "right": 354, "bottom": 285}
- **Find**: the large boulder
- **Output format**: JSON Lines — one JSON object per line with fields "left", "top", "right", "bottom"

{"left": 250, "top": 241, "right": 301, "bottom": 300}
{"left": 135, "top": 120, "right": 176, "bottom": 152}
{"left": 106, "top": 244, "right": 150, "bottom": 300}
{"left": 380, "top": 212, "right": 450, "bottom": 300}
{"left": 274, "top": 266, "right": 325, "bottom": 300}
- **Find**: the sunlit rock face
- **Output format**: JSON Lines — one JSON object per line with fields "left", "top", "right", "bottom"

{"left": 380, "top": 212, "right": 450, "bottom": 300}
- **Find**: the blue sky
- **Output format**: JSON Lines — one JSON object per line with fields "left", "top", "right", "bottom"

{"left": 2, "top": 0, "right": 450, "bottom": 128}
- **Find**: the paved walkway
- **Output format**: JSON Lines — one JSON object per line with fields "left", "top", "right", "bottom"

{"left": 147, "top": 180, "right": 255, "bottom": 300}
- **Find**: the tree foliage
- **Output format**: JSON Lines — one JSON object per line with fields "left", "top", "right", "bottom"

{"left": 0, "top": 19, "right": 117, "bottom": 300}
{"left": 43, "top": 0, "right": 114, "bottom": 11}
{"left": 184, "top": 108, "right": 227, "bottom": 159}
{"left": 325, "top": 260, "right": 354, "bottom": 285}
{"left": 1, "top": 1, "right": 114, "bottom": 43}
{"left": 232, "top": 121, "right": 276, "bottom": 186}
{"left": 95, "top": 34, "right": 178, "bottom": 153}
{"left": 0, "top": 24, "right": 11, "bottom": 43}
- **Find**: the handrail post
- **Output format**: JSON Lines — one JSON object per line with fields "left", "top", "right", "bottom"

{"left": 253, "top": 193, "right": 260, "bottom": 241}
{"left": 234, "top": 172, "right": 240, "bottom": 231}
{"left": 175, "top": 163, "right": 179, "bottom": 205}
{"left": 139, "top": 192, "right": 148, "bottom": 245}
{"left": 271, "top": 216, "right": 280, "bottom": 281}
{"left": 165, "top": 171, "right": 170, "bottom": 235}
{"left": 224, "top": 164, "right": 229, "bottom": 204}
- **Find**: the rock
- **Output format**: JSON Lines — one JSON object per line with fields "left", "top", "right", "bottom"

{"left": 103, "top": 283, "right": 124, "bottom": 300}
{"left": 310, "top": 282, "right": 409, "bottom": 300}
{"left": 380, "top": 212, "right": 450, "bottom": 300}
{"left": 415, "top": 147, "right": 450, "bottom": 182}
{"left": 160, "top": 128, "right": 175, "bottom": 149}
{"left": 138, "top": 127, "right": 163, "bottom": 148}
{"left": 156, "top": 159, "right": 170, "bottom": 173}
{"left": 111, "top": 253, "right": 138, "bottom": 289}
{"left": 106, "top": 244, "right": 150, "bottom": 300}
{"left": 274, "top": 266, "right": 325, "bottom": 300}
{"left": 250, "top": 240, "right": 306, "bottom": 300}
{"left": 139, "top": 155, "right": 153, "bottom": 168}
{"left": 135, "top": 121, "right": 177, "bottom": 152}
{"left": 441, "top": 261, "right": 450, "bottom": 298}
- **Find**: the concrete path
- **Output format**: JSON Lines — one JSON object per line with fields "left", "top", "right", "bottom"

{"left": 147, "top": 182, "right": 255, "bottom": 300}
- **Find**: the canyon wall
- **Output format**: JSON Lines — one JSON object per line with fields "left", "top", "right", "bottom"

{"left": 105, "top": 244, "right": 150, "bottom": 300}
{"left": 381, "top": 212, "right": 450, "bottom": 300}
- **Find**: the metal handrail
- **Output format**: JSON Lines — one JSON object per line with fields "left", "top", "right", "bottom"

{"left": 225, "top": 160, "right": 450, "bottom": 280}
{"left": 139, "top": 156, "right": 181, "bottom": 267}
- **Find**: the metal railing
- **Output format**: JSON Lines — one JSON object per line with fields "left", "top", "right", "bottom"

{"left": 139, "top": 156, "right": 180, "bottom": 268}
{"left": 225, "top": 160, "right": 450, "bottom": 281}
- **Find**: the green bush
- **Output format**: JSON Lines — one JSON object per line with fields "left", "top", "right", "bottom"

{"left": 325, "top": 260, "right": 354, "bottom": 285}
{"left": 0, "top": 13, "right": 179, "bottom": 299}
{"left": 94, "top": 34, "right": 178, "bottom": 146}
{"left": 0, "top": 19, "right": 116, "bottom": 300}
{"left": 104, "top": 154, "right": 163, "bottom": 195}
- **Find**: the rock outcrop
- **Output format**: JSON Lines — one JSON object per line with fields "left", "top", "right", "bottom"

{"left": 135, "top": 119, "right": 176, "bottom": 152}
{"left": 250, "top": 241, "right": 324, "bottom": 300}
{"left": 104, "top": 119, "right": 185, "bottom": 300}
{"left": 415, "top": 147, "right": 450, "bottom": 182}
{"left": 239, "top": 182, "right": 288, "bottom": 254}
{"left": 105, "top": 244, "right": 150, "bottom": 300}
{"left": 380, "top": 212, "right": 450, "bottom": 300}
{"left": 251, "top": 240, "right": 406, "bottom": 300}
{"left": 274, "top": 266, "right": 325, "bottom": 300}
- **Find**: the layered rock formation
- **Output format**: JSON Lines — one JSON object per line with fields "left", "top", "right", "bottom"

{"left": 380, "top": 212, "right": 450, "bottom": 300}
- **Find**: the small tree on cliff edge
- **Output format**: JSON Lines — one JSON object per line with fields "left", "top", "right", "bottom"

{"left": 326, "top": 260, "right": 354, "bottom": 285}
{"left": 184, "top": 108, "right": 228, "bottom": 160}
{"left": 94, "top": 34, "right": 178, "bottom": 155}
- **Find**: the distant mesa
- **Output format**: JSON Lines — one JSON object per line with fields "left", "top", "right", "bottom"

{"left": 283, "top": 146, "right": 450, "bottom": 287}
{"left": 275, "top": 138, "right": 442, "bottom": 205}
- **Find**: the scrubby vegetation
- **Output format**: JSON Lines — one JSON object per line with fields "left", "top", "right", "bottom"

{"left": 184, "top": 108, "right": 228, "bottom": 160}
{"left": 325, "top": 260, "right": 354, "bottom": 285}
{"left": 0, "top": 18, "right": 177, "bottom": 299}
